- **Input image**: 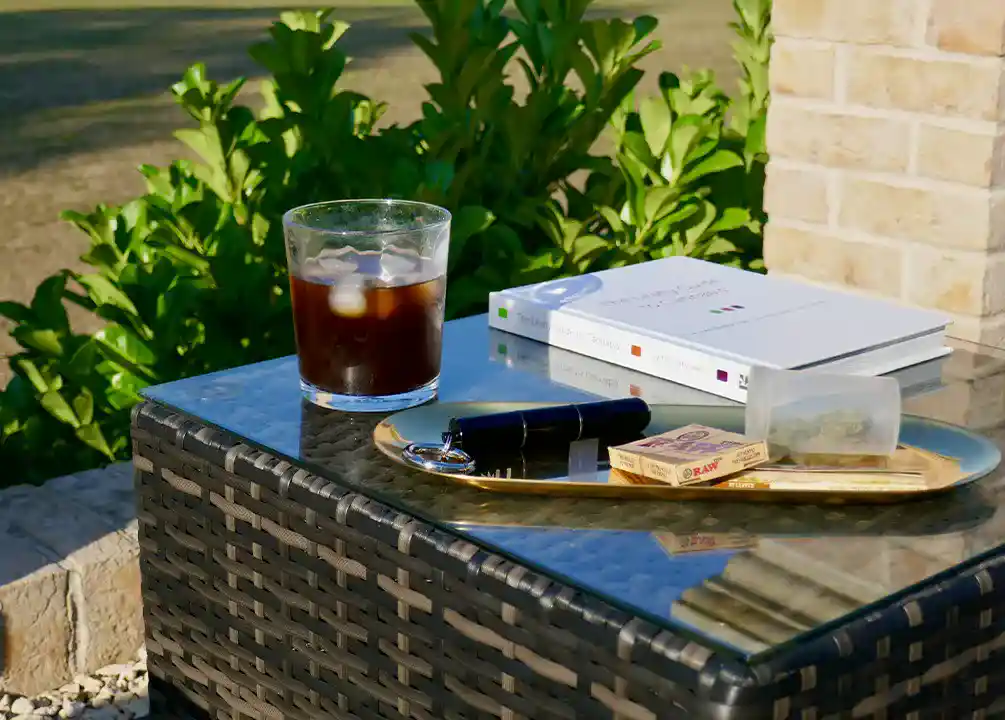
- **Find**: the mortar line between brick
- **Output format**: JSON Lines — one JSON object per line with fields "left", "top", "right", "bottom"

{"left": 770, "top": 218, "right": 908, "bottom": 249}
{"left": 772, "top": 96, "right": 1000, "bottom": 134}
{"left": 771, "top": 217, "right": 1005, "bottom": 261}
{"left": 768, "top": 158, "right": 1005, "bottom": 198}
{"left": 827, "top": 41, "right": 1005, "bottom": 67}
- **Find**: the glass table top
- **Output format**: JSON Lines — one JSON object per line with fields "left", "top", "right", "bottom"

{"left": 143, "top": 314, "right": 1005, "bottom": 661}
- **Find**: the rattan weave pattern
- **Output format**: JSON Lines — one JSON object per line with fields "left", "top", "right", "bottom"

{"left": 132, "top": 400, "right": 1005, "bottom": 719}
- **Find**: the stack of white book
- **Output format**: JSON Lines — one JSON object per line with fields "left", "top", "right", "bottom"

{"left": 488, "top": 257, "right": 951, "bottom": 403}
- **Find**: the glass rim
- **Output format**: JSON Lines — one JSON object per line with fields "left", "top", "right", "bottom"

{"left": 283, "top": 199, "right": 452, "bottom": 237}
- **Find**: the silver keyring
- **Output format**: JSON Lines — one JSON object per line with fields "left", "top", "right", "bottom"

{"left": 402, "top": 443, "right": 476, "bottom": 474}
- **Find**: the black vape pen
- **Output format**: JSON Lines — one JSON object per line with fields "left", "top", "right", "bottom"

{"left": 446, "top": 397, "right": 651, "bottom": 459}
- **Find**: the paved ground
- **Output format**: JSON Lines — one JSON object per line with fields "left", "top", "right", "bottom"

{"left": 0, "top": 0, "right": 738, "bottom": 384}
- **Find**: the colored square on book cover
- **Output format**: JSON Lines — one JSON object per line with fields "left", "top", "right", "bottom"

{"left": 629, "top": 384, "right": 642, "bottom": 397}
{"left": 497, "top": 344, "right": 507, "bottom": 355}
{"left": 631, "top": 345, "right": 642, "bottom": 357}
{"left": 716, "top": 369, "right": 728, "bottom": 382}
{"left": 497, "top": 307, "right": 508, "bottom": 319}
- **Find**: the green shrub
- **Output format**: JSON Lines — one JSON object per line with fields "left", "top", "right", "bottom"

{"left": 0, "top": 0, "right": 772, "bottom": 485}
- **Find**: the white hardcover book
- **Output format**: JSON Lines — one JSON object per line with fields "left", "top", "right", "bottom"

{"left": 487, "top": 257, "right": 951, "bottom": 402}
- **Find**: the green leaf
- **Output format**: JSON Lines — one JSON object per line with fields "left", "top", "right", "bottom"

{"left": 40, "top": 389, "right": 80, "bottom": 428}
{"left": 30, "top": 274, "right": 70, "bottom": 332}
{"left": 678, "top": 149, "right": 744, "bottom": 186}
{"left": 452, "top": 205, "right": 495, "bottom": 244}
{"left": 79, "top": 243, "right": 124, "bottom": 275}
{"left": 72, "top": 388, "right": 95, "bottom": 426}
{"left": 708, "top": 207, "right": 752, "bottom": 234}
{"left": 449, "top": 206, "right": 496, "bottom": 272}
{"left": 106, "top": 371, "right": 148, "bottom": 411}
{"left": 0, "top": 301, "right": 32, "bottom": 325}
{"left": 639, "top": 96, "right": 671, "bottom": 157}
{"left": 654, "top": 201, "right": 702, "bottom": 230}
{"left": 616, "top": 151, "right": 647, "bottom": 226}
{"left": 75, "top": 423, "right": 115, "bottom": 460}
{"left": 66, "top": 340, "right": 101, "bottom": 379}
{"left": 643, "top": 187, "right": 679, "bottom": 223}
{"left": 633, "top": 15, "right": 659, "bottom": 42}
{"left": 94, "top": 324, "right": 157, "bottom": 375}
{"left": 621, "top": 130, "right": 657, "bottom": 173}
{"left": 150, "top": 243, "right": 211, "bottom": 273}
{"left": 744, "top": 112, "right": 767, "bottom": 158}
{"left": 704, "top": 235, "right": 740, "bottom": 257}
{"left": 571, "top": 235, "right": 610, "bottom": 263}
{"left": 597, "top": 206, "right": 624, "bottom": 235}
{"left": 74, "top": 274, "right": 139, "bottom": 316}
{"left": 683, "top": 201, "right": 718, "bottom": 246}
{"left": 176, "top": 127, "right": 226, "bottom": 173}
{"left": 14, "top": 358, "right": 49, "bottom": 393}
{"left": 668, "top": 117, "right": 706, "bottom": 181}
{"left": 12, "top": 327, "right": 63, "bottom": 356}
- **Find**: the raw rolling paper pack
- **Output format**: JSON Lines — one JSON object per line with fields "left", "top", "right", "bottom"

{"left": 608, "top": 424, "right": 769, "bottom": 486}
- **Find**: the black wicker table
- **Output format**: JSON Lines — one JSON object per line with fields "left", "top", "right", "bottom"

{"left": 133, "top": 315, "right": 1005, "bottom": 719}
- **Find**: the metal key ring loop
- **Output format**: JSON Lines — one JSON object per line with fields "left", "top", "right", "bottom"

{"left": 402, "top": 443, "right": 476, "bottom": 474}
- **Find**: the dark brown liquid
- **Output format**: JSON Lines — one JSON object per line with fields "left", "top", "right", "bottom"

{"left": 291, "top": 274, "right": 444, "bottom": 396}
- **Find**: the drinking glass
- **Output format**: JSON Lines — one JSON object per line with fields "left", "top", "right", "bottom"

{"left": 283, "top": 199, "right": 451, "bottom": 412}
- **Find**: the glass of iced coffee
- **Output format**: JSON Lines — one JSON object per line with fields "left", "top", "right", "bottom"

{"left": 283, "top": 199, "right": 450, "bottom": 412}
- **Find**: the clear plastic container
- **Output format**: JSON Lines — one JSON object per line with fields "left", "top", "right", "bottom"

{"left": 744, "top": 367, "right": 902, "bottom": 456}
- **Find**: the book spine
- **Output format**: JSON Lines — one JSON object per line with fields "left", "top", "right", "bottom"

{"left": 489, "top": 292, "right": 752, "bottom": 402}
{"left": 488, "top": 293, "right": 551, "bottom": 342}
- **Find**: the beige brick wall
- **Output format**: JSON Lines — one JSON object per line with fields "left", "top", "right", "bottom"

{"left": 764, "top": 0, "right": 1005, "bottom": 346}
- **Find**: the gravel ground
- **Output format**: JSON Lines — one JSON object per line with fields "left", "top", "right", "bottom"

{"left": 0, "top": 649, "right": 148, "bottom": 720}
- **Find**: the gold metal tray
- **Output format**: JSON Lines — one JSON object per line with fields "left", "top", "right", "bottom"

{"left": 373, "top": 402, "right": 1002, "bottom": 504}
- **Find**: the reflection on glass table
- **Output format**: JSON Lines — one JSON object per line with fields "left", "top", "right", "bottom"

{"left": 144, "top": 315, "right": 1005, "bottom": 660}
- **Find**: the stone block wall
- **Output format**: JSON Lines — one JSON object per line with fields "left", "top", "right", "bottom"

{"left": 0, "top": 464, "right": 141, "bottom": 696}
{"left": 764, "top": 0, "right": 1005, "bottom": 345}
